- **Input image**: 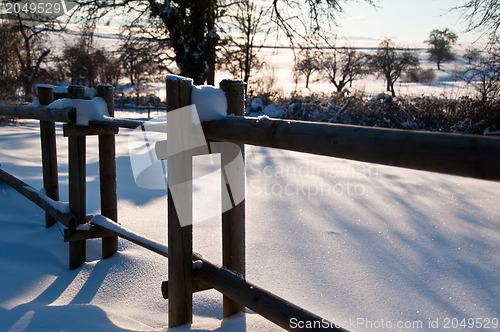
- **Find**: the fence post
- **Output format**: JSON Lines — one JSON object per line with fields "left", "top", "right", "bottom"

{"left": 38, "top": 86, "right": 59, "bottom": 228}
{"left": 219, "top": 79, "right": 246, "bottom": 317}
{"left": 166, "top": 76, "right": 194, "bottom": 327}
{"left": 68, "top": 85, "right": 86, "bottom": 270}
{"left": 97, "top": 85, "right": 118, "bottom": 259}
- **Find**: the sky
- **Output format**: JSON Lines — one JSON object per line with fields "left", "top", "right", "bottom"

{"left": 56, "top": 0, "right": 486, "bottom": 46}
{"left": 335, "top": 0, "right": 484, "bottom": 43}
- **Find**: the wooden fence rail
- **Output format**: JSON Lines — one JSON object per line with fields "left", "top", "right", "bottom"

{"left": 0, "top": 104, "right": 76, "bottom": 123}
{"left": 0, "top": 167, "right": 78, "bottom": 228}
{"left": 115, "top": 105, "right": 168, "bottom": 118}
{"left": 88, "top": 116, "right": 500, "bottom": 181}
{"left": 201, "top": 116, "right": 500, "bottom": 181}
{"left": 193, "top": 261, "right": 347, "bottom": 332}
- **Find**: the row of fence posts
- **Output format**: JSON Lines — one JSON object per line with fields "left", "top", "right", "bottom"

{"left": 37, "top": 84, "right": 118, "bottom": 269}
{"left": 36, "top": 79, "right": 247, "bottom": 327}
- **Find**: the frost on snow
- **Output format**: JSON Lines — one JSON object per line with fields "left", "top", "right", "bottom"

{"left": 76, "top": 223, "right": 92, "bottom": 231}
{"left": 36, "top": 187, "right": 71, "bottom": 213}
{"left": 246, "top": 99, "right": 284, "bottom": 118}
{"left": 25, "top": 100, "right": 41, "bottom": 108}
{"left": 166, "top": 74, "right": 190, "bottom": 82}
{"left": 262, "top": 104, "right": 281, "bottom": 118}
{"left": 47, "top": 97, "right": 109, "bottom": 125}
{"left": 191, "top": 85, "right": 227, "bottom": 122}
{"left": 250, "top": 98, "right": 263, "bottom": 112}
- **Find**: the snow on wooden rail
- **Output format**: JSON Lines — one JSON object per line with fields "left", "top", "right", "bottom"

{"left": 0, "top": 104, "right": 77, "bottom": 123}
{"left": 0, "top": 168, "right": 77, "bottom": 228}
{"left": 0, "top": 96, "right": 109, "bottom": 126}
{"left": 90, "top": 215, "right": 169, "bottom": 258}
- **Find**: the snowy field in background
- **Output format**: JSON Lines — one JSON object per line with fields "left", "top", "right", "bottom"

{"left": 45, "top": 25, "right": 478, "bottom": 101}
{"left": 251, "top": 44, "right": 473, "bottom": 99}
{"left": 0, "top": 114, "right": 499, "bottom": 331}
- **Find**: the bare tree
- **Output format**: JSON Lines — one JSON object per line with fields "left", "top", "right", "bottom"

{"left": 100, "top": 52, "right": 122, "bottom": 86}
{"left": 269, "top": 0, "right": 373, "bottom": 44}
{"left": 463, "top": 47, "right": 500, "bottom": 104}
{"left": 293, "top": 48, "right": 321, "bottom": 88}
{"left": 217, "top": 0, "right": 269, "bottom": 90}
{"left": 118, "top": 33, "right": 161, "bottom": 103}
{"left": 426, "top": 28, "right": 458, "bottom": 70}
{"left": 321, "top": 46, "right": 366, "bottom": 93}
{"left": 0, "top": 22, "right": 20, "bottom": 99}
{"left": 73, "top": 0, "right": 218, "bottom": 84}
{"left": 2, "top": 14, "right": 52, "bottom": 100}
{"left": 58, "top": 26, "right": 122, "bottom": 87}
{"left": 60, "top": 38, "right": 98, "bottom": 86}
{"left": 456, "top": 0, "right": 499, "bottom": 43}
{"left": 60, "top": 40, "right": 92, "bottom": 86}
{"left": 74, "top": 0, "right": 372, "bottom": 85}
{"left": 369, "top": 39, "right": 420, "bottom": 97}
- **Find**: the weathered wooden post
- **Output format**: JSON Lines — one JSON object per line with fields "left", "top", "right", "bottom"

{"left": 38, "top": 86, "right": 59, "bottom": 228}
{"left": 97, "top": 85, "right": 118, "bottom": 259}
{"left": 67, "top": 85, "right": 86, "bottom": 270}
{"left": 166, "top": 76, "right": 194, "bottom": 327}
{"left": 219, "top": 79, "right": 246, "bottom": 317}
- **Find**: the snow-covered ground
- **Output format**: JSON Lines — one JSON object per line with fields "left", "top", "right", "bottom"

{"left": 1, "top": 111, "right": 499, "bottom": 331}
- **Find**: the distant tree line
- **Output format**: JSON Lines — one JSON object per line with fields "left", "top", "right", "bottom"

{"left": 292, "top": 39, "right": 421, "bottom": 97}
{"left": 291, "top": 30, "right": 498, "bottom": 103}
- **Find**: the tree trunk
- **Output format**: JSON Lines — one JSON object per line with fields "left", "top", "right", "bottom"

{"left": 338, "top": 80, "right": 345, "bottom": 93}
{"left": 136, "top": 84, "right": 140, "bottom": 106}
{"left": 243, "top": 14, "right": 252, "bottom": 87}
{"left": 189, "top": 73, "right": 205, "bottom": 85}
{"left": 243, "top": 45, "right": 251, "bottom": 86}
{"left": 206, "top": 3, "right": 216, "bottom": 86}
{"left": 207, "top": 52, "right": 215, "bottom": 86}
{"left": 23, "top": 79, "right": 34, "bottom": 102}
{"left": 336, "top": 81, "right": 344, "bottom": 93}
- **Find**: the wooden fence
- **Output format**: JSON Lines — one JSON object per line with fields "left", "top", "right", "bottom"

{"left": 1, "top": 78, "right": 500, "bottom": 331}
{"left": 114, "top": 105, "right": 168, "bottom": 118}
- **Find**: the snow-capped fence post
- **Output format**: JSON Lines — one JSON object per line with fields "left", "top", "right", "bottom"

{"left": 97, "top": 85, "right": 118, "bottom": 259}
{"left": 67, "top": 85, "right": 87, "bottom": 270}
{"left": 38, "top": 86, "right": 59, "bottom": 228}
{"left": 165, "top": 76, "right": 194, "bottom": 327}
{"left": 219, "top": 79, "right": 246, "bottom": 318}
